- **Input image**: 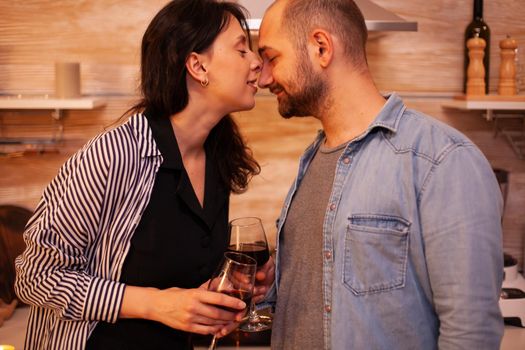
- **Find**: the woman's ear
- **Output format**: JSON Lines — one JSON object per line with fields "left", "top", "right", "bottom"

{"left": 186, "top": 52, "right": 208, "bottom": 83}
{"left": 309, "top": 29, "right": 333, "bottom": 68}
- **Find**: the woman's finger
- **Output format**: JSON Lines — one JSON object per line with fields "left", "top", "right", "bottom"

{"left": 192, "top": 301, "right": 244, "bottom": 322}
{"left": 216, "top": 321, "right": 241, "bottom": 338}
{"left": 198, "top": 290, "right": 247, "bottom": 312}
{"left": 188, "top": 323, "right": 223, "bottom": 335}
{"left": 190, "top": 314, "right": 231, "bottom": 326}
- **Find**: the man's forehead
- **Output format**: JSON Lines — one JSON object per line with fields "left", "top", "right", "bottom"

{"left": 260, "top": 0, "right": 286, "bottom": 31}
{"left": 259, "top": 11, "right": 283, "bottom": 43}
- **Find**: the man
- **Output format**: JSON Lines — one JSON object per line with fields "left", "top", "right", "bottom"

{"left": 257, "top": 0, "right": 504, "bottom": 349}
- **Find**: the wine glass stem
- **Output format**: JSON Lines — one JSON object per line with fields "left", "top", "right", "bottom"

{"left": 208, "top": 335, "right": 218, "bottom": 350}
{"left": 249, "top": 300, "right": 259, "bottom": 322}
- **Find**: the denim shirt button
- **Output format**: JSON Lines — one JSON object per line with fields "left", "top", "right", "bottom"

{"left": 329, "top": 203, "right": 336, "bottom": 211}
{"left": 325, "top": 305, "right": 332, "bottom": 313}
{"left": 343, "top": 157, "right": 351, "bottom": 164}
{"left": 324, "top": 250, "right": 332, "bottom": 259}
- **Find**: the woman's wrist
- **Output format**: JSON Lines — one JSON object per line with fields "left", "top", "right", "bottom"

{"left": 119, "top": 285, "right": 160, "bottom": 321}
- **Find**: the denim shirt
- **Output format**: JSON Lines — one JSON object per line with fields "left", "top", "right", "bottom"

{"left": 266, "top": 93, "right": 504, "bottom": 350}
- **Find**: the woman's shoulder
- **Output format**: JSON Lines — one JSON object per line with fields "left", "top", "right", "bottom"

{"left": 94, "top": 113, "right": 147, "bottom": 147}
{"left": 85, "top": 113, "right": 154, "bottom": 156}
{"left": 64, "top": 113, "right": 158, "bottom": 173}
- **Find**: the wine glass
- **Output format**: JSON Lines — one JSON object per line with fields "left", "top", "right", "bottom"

{"left": 227, "top": 217, "right": 272, "bottom": 332}
{"left": 207, "top": 251, "right": 257, "bottom": 350}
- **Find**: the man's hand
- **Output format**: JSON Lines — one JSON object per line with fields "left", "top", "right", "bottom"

{"left": 253, "top": 256, "right": 275, "bottom": 303}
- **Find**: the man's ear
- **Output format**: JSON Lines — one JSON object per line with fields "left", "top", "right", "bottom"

{"left": 309, "top": 29, "right": 333, "bottom": 68}
{"left": 186, "top": 52, "right": 208, "bottom": 82}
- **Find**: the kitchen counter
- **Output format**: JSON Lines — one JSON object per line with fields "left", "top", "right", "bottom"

{"left": 1, "top": 307, "right": 523, "bottom": 349}
{"left": 195, "top": 327, "right": 525, "bottom": 350}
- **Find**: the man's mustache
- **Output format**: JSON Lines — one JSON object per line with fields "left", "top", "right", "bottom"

{"left": 269, "top": 84, "right": 285, "bottom": 95}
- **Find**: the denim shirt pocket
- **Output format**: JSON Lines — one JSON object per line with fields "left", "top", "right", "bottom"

{"left": 343, "top": 214, "right": 410, "bottom": 295}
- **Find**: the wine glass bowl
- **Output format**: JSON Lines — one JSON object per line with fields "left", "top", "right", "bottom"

{"left": 227, "top": 217, "right": 272, "bottom": 332}
{"left": 208, "top": 252, "right": 256, "bottom": 310}
{"left": 207, "top": 251, "right": 257, "bottom": 350}
{"left": 227, "top": 217, "right": 270, "bottom": 266}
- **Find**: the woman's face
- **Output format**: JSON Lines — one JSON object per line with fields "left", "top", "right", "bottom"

{"left": 203, "top": 16, "right": 261, "bottom": 114}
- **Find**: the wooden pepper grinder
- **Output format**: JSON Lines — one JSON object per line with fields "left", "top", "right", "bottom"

{"left": 498, "top": 35, "right": 518, "bottom": 96}
{"left": 466, "top": 34, "right": 487, "bottom": 96}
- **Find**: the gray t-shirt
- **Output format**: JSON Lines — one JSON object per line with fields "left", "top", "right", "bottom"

{"left": 271, "top": 140, "right": 347, "bottom": 350}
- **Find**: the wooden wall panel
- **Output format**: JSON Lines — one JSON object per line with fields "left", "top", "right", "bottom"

{"left": 369, "top": 0, "right": 525, "bottom": 93}
{"left": 1, "top": 0, "right": 524, "bottom": 95}
{"left": 0, "top": 0, "right": 160, "bottom": 94}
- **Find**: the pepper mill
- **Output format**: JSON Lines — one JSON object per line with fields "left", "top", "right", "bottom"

{"left": 498, "top": 35, "right": 518, "bottom": 96}
{"left": 466, "top": 35, "right": 486, "bottom": 96}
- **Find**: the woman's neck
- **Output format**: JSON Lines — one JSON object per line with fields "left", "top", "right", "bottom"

{"left": 169, "top": 102, "right": 223, "bottom": 158}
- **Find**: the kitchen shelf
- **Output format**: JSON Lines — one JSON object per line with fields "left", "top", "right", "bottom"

{"left": 0, "top": 97, "right": 105, "bottom": 110}
{"left": 442, "top": 99, "right": 525, "bottom": 114}
{"left": 0, "top": 96, "right": 106, "bottom": 147}
{"left": 442, "top": 95, "right": 525, "bottom": 160}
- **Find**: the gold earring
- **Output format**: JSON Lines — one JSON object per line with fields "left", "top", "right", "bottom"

{"left": 200, "top": 76, "right": 209, "bottom": 87}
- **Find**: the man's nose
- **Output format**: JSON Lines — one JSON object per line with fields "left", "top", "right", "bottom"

{"left": 258, "top": 64, "right": 273, "bottom": 88}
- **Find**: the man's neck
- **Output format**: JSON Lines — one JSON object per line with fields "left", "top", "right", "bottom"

{"left": 318, "top": 70, "right": 386, "bottom": 148}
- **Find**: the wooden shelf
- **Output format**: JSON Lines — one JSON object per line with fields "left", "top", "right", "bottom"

{"left": 442, "top": 98, "right": 525, "bottom": 111}
{"left": 0, "top": 96, "right": 106, "bottom": 147}
{"left": 441, "top": 95, "right": 525, "bottom": 160}
{"left": 0, "top": 97, "right": 106, "bottom": 110}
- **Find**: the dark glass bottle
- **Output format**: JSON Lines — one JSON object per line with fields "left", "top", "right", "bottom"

{"left": 463, "top": 0, "right": 490, "bottom": 93}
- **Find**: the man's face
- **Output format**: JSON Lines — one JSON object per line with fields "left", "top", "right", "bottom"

{"left": 258, "top": 4, "right": 327, "bottom": 118}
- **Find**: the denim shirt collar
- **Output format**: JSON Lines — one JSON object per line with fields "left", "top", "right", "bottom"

{"left": 311, "top": 92, "right": 406, "bottom": 148}
{"left": 367, "top": 92, "right": 406, "bottom": 134}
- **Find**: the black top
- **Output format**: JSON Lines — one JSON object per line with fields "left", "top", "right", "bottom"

{"left": 87, "top": 112, "right": 230, "bottom": 350}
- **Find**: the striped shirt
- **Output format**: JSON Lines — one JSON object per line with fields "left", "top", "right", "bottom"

{"left": 15, "top": 113, "right": 163, "bottom": 349}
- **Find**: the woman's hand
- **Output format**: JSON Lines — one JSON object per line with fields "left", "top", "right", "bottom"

{"left": 119, "top": 285, "right": 246, "bottom": 336}
{"left": 253, "top": 256, "right": 275, "bottom": 303}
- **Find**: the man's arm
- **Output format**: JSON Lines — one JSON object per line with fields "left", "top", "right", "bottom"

{"left": 419, "top": 145, "right": 504, "bottom": 349}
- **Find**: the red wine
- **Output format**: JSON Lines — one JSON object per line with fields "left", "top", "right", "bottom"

{"left": 220, "top": 289, "right": 252, "bottom": 312}
{"left": 463, "top": 0, "right": 490, "bottom": 93}
{"left": 227, "top": 243, "right": 270, "bottom": 266}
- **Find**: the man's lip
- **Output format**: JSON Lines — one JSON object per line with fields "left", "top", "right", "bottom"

{"left": 272, "top": 89, "right": 284, "bottom": 97}
{"left": 270, "top": 87, "right": 283, "bottom": 95}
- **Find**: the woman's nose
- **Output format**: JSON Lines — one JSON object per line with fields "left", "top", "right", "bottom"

{"left": 251, "top": 55, "right": 262, "bottom": 73}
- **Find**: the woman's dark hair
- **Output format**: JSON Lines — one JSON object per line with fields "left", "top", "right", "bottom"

{"left": 129, "top": 0, "right": 260, "bottom": 193}
{"left": 0, "top": 205, "right": 31, "bottom": 304}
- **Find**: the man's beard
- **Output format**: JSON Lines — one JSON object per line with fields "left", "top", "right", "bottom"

{"left": 272, "top": 60, "right": 328, "bottom": 119}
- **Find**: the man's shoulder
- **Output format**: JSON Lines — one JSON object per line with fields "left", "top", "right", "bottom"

{"left": 385, "top": 108, "right": 475, "bottom": 164}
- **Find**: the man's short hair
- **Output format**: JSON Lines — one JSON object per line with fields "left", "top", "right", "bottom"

{"left": 281, "top": 0, "right": 368, "bottom": 70}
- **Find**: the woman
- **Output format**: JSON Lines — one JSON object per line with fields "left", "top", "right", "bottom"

{"left": 14, "top": 0, "right": 261, "bottom": 349}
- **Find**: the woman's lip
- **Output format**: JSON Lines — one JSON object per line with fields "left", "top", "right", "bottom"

{"left": 248, "top": 83, "right": 258, "bottom": 93}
